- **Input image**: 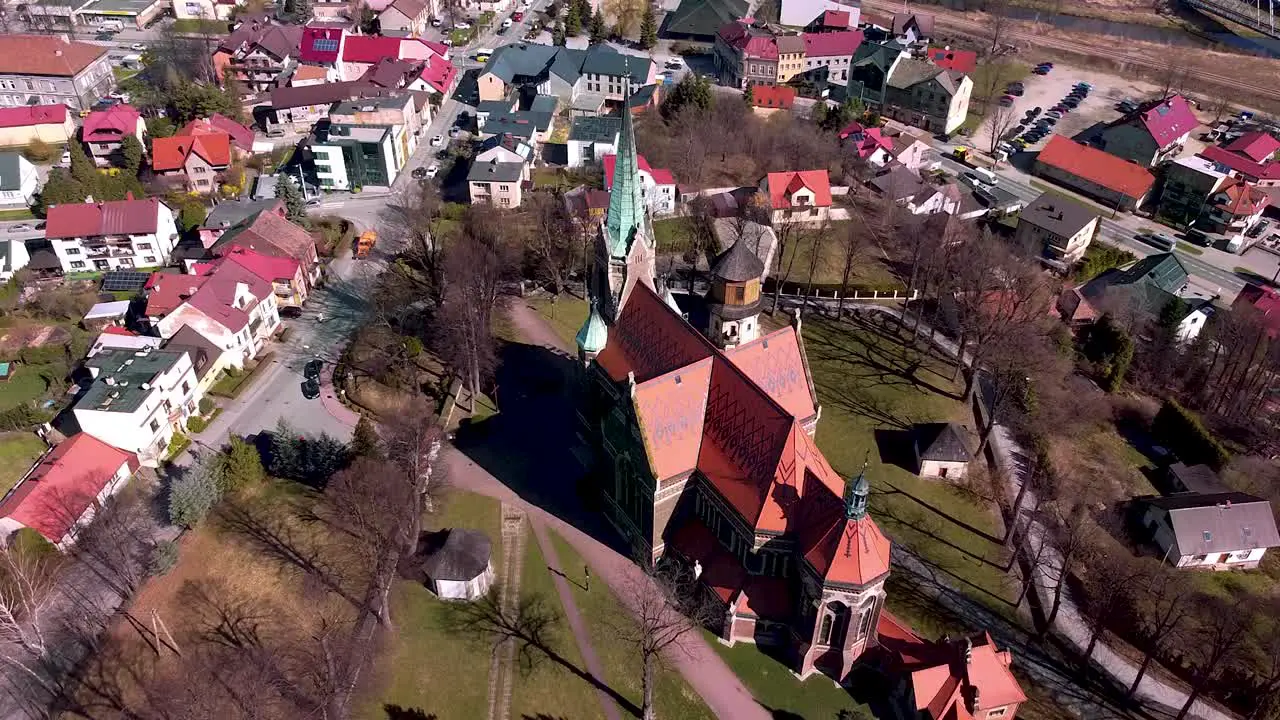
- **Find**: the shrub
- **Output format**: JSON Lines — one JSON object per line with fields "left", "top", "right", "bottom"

{"left": 1081, "top": 314, "right": 1133, "bottom": 392}
{"left": 403, "top": 336, "right": 424, "bottom": 357}
{"left": 198, "top": 397, "right": 215, "bottom": 415}
{"left": 1073, "top": 244, "right": 1136, "bottom": 282}
{"left": 147, "top": 540, "right": 180, "bottom": 576}
{"left": 24, "top": 139, "right": 55, "bottom": 163}
{"left": 186, "top": 415, "right": 209, "bottom": 433}
{"left": 12, "top": 528, "right": 57, "bottom": 562}
{"left": 0, "top": 405, "right": 54, "bottom": 432}
{"left": 1152, "top": 399, "right": 1230, "bottom": 469}
{"left": 220, "top": 436, "right": 265, "bottom": 493}
{"left": 167, "top": 456, "right": 222, "bottom": 528}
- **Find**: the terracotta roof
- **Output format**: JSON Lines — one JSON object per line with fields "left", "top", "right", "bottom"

{"left": 802, "top": 29, "right": 864, "bottom": 58}
{"left": 82, "top": 105, "right": 141, "bottom": 143}
{"left": 751, "top": 84, "right": 796, "bottom": 109}
{"left": 603, "top": 153, "right": 676, "bottom": 190}
{"left": 904, "top": 633, "right": 1027, "bottom": 718}
{"left": 926, "top": 46, "right": 977, "bottom": 73}
{"left": 820, "top": 9, "right": 851, "bottom": 27}
{"left": 385, "top": 0, "right": 428, "bottom": 18}
{"left": 211, "top": 207, "right": 317, "bottom": 264}
{"left": 179, "top": 114, "right": 254, "bottom": 152}
{"left": 212, "top": 245, "right": 300, "bottom": 282}
{"left": 764, "top": 170, "right": 833, "bottom": 209}
{"left": 152, "top": 134, "right": 232, "bottom": 172}
{"left": 292, "top": 64, "right": 329, "bottom": 83}
{"left": 0, "top": 35, "right": 107, "bottom": 78}
{"left": 0, "top": 434, "right": 138, "bottom": 545}
{"left": 46, "top": 198, "right": 163, "bottom": 239}
{"left": 418, "top": 53, "right": 459, "bottom": 94}
{"left": 717, "top": 21, "right": 779, "bottom": 59}
{"left": 0, "top": 104, "right": 67, "bottom": 129}
{"left": 146, "top": 272, "right": 208, "bottom": 317}
{"left": 841, "top": 123, "right": 894, "bottom": 158}
{"left": 1225, "top": 131, "right": 1280, "bottom": 163}
{"left": 1120, "top": 94, "right": 1198, "bottom": 149}
{"left": 1234, "top": 282, "right": 1280, "bottom": 335}
{"left": 1036, "top": 136, "right": 1155, "bottom": 200}
{"left": 724, "top": 327, "right": 816, "bottom": 420}
{"left": 185, "top": 260, "right": 272, "bottom": 333}
{"left": 632, "top": 357, "right": 713, "bottom": 480}
{"left": 1214, "top": 177, "right": 1269, "bottom": 217}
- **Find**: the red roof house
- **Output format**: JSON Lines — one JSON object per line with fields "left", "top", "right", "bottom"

{"left": 195, "top": 245, "right": 307, "bottom": 306}
{"left": 0, "top": 434, "right": 139, "bottom": 548}
{"left": 210, "top": 206, "right": 321, "bottom": 283}
{"left": 603, "top": 153, "right": 676, "bottom": 190}
{"left": 0, "top": 103, "right": 68, "bottom": 129}
{"left": 179, "top": 114, "right": 255, "bottom": 152}
{"left": 840, "top": 122, "right": 894, "bottom": 161}
{"left": 299, "top": 23, "right": 345, "bottom": 64}
{"left": 46, "top": 197, "right": 165, "bottom": 239}
{"left": 1212, "top": 177, "right": 1269, "bottom": 219}
{"left": 1233, "top": 282, "right": 1280, "bottom": 336}
{"left": 1200, "top": 144, "right": 1280, "bottom": 183}
{"left": 1225, "top": 131, "right": 1280, "bottom": 163}
{"left": 1100, "top": 94, "right": 1199, "bottom": 166}
{"left": 876, "top": 614, "right": 1027, "bottom": 720}
{"left": 763, "top": 170, "right": 833, "bottom": 209}
{"left": 750, "top": 84, "right": 796, "bottom": 111}
{"left": 717, "top": 21, "right": 780, "bottom": 59}
{"left": 1034, "top": 135, "right": 1155, "bottom": 210}
{"left": 818, "top": 9, "right": 851, "bottom": 29}
{"left": 801, "top": 29, "right": 865, "bottom": 59}
{"left": 145, "top": 272, "right": 209, "bottom": 317}
{"left": 82, "top": 104, "right": 142, "bottom": 143}
{"left": 926, "top": 46, "right": 977, "bottom": 73}
{"left": 152, "top": 134, "right": 232, "bottom": 171}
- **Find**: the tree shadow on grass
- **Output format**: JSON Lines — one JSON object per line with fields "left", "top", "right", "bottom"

{"left": 383, "top": 705, "right": 436, "bottom": 720}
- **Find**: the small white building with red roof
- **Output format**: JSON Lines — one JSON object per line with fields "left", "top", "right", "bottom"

{"left": 46, "top": 197, "right": 179, "bottom": 273}
{"left": 0, "top": 434, "right": 139, "bottom": 549}
{"left": 603, "top": 153, "right": 677, "bottom": 216}
{"left": 1099, "top": 94, "right": 1200, "bottom": 167}
{"left": 840, "top": 121, "right": 894, "bottom": 166}
{"left": 760, "top": 170, "right": 833, "bottom": 226}
{"left": 81, "top": 104, "right": 145, "bottom": 168}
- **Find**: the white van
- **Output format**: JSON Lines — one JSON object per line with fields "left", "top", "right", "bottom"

{"left": 99, "top": 19, "right": 124, "bottom": 32}
{"left": 972, "top": 167, "right": 998, "bottom": 185}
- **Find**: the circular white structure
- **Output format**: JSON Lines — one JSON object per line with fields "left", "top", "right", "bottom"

{"left": 416, "top": 528, "right": 495, "bottom": 601}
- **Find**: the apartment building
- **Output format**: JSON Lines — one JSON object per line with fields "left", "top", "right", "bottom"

{"left": 0, "top": 35, "right": 113, "bottom": 112}
{"left": 46, "top": 198, "right": 179, "bottom": 273}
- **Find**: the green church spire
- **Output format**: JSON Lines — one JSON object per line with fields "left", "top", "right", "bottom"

{"left": 844, "top": 454, "right": 870, "bottom": 520}
{"left": 604, "top": 81, "right": 648, "bottom": 259}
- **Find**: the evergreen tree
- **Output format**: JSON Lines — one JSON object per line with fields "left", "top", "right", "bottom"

{"left": 639, "top": 3, "right": 657, "bottom": 49}
{"left": 221, "top": 436, "right": 266, "bottom": 492}
{"left": 349, "top": 415, "right": 382, "bottom": 459}
{"left": 565, "top": 3, "right": 582, "bottom": 36}
{"left": 168, "top": 455, "right": 223, "bottom": 528}
{"left": 120, "top": 134, "right": 144, "bottom": 172}
{"left": 589, "top": 7, "right": 607, "bottom": 43}
{"left": 270, "top": 419, "right": 302, "bottom": 479}
{"left": 660, "top": 73, "right": 713, "bottom": 119}
{"left": 69, "top": 141, "right": 95, "bottom": 185}
{"left": 743, "top": 83, "right": 754, "bottom": 107}
{"left": 275, "top": 175, "right": 307, "bottom": 225}
{"left": 553, "top": 18, "right": 566, "bottom": 45}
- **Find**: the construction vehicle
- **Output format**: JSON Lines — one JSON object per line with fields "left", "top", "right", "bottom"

{"left": 355, "top": 230, "right": 377, "bottom": 258}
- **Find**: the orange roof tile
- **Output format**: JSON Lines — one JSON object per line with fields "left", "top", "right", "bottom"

{"left": 725, "top": 327, "right": 817, "bottom": 421}
{"left": 1036, "top": 135, "right": 1155, "bottom": 200}
{"left": 765, "top": 170, "right": 833, "bottom": 209}
{"left": 151, "top": 134, "right": 232, "bottom": 172}
{"left": 632, "top": 358, "right": 713, "bottom": 481}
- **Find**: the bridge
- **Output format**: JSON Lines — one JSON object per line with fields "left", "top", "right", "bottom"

{"left": 1183, "top": 0, "right": 1280, "bottom": 40}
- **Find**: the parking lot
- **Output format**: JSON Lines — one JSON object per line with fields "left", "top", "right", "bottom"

{"left": 972, "top": 60, "right": 1178, "bottom": 155}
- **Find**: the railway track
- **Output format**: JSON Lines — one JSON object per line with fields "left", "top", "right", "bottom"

{"left": 861, "top": 0, "right": 1280, "bottom": 107}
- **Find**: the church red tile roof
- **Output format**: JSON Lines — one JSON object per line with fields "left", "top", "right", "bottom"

{"left": 597, "top": 283, "right": 889, "bottom": 587}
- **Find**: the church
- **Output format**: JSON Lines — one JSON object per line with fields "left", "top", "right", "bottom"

{"left": 573, "top": 99, "right": 892, "bottom": 682}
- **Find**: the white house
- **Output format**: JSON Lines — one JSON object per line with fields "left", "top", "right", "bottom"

{"left": 46, "top": 198, "right": 179, "bottom": 273}
{"left": 780, "top": 0, "right": 860, "bottom": 28}
{"left": 1099, "top": 94, "right": 1199, "bottom": 168}
{"left": 914, "top": 422, "right": 971, "bottom": 480}
{"left": 759, "top": 169, "right": 832, "bottom": 226}
{"left": 0, "top": 152, "right": 39, "bottom": 209}
{"left": 1014, "top": 192, "right": 1100, "bottom": 266}
{"left": 605, "top": 153, "right": 677, "bottom": 217}
{"left": 1141, "top": 492, "right": 1280, "bottom": 570}
{"left": 147, "top": 261, "right": 281, "bottom": 368}
{"left": 72, "top": 347, "right": 202, "bottom": 466}
{"left": 174, "top": 0, "right": 244, "bottom": 21}
{"left": 415, "top": 528, "right": 496, "bottom": 601}
{"left": 567, "top": 115, "right": 619, "bottom": 169}
{"left": 0, "top": 433, "right": 140, "bottom": 550}
{"left": 1, "top": 239, "right": 29, "bottom": 282}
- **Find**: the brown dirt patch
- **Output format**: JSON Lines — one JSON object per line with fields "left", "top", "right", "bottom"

{"left": 0, "top": 324, "right": 70, "bottom": 355}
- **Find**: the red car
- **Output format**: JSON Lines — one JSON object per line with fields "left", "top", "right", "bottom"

{"left": 512, "top": 11, "right": 524, "bottom": 20}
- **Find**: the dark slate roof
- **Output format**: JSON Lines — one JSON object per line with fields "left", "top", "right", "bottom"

{"left": 0, "top": 153, "right": 23, "bottom": 192}
{"left": 1168, "top": 462, "right": 1227, "bottom": 494}
{"left": 476, "top": 99, "right": 516, "bottom": 115}
{"left": 1114, "top": 252, "right": 1188, "bottom": 293}
{"left": 665, "top": 0, "right": 749, "bottom": 38}
{"left": 468, "top": 159, "right": 526, "bottom": 183}
{"left": 482, "top": 113, "right": 540, "bottom": 140}
{"left": 1019, "top": 191, "right": 1098, "bottom": 238}
{"left": 569, "top": 115, "right": 621, "bottom": 143}
{"left": 529, "top": 94, "right": 559, "bottom": 114}
{"left": 916, "top": 422, "right": 971, "bottom": 463}
{"left": 1142, "top": 492, "right": 1280, "bottom": 555}
{"left": 417, "top": 528, "right": 492, "bottom": 581}
{"left": 482, "top": 42, "right": 561, "bottom": 83}
{"left": 23, "top": 240, "right": 59, "bottom": 271}
{"left": 711, "top": 236, "right": 765, "bottom": 282}
{"left": 164, "top": 324, "right": 222, "bottom": 381}
{"left": 202, "top": 198, "right": 281, "bottom": 231}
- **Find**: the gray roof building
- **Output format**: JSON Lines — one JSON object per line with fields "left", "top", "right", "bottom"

{"left": 915, "top": 422, "right": 971, "bottom": 463}
{"left": 1019, "top": 192, "right": 1099, "bottom": 239}
{"left": 164, "top": 325, "right": 222, "bottom": 381}
{"left": 0, "top": 153, "right": 25, "bottom": 192}
{"left": 416, "top": 528, "right": 492, "bottom": 582}
{"left": 1167, "top": 462, "right": 1227, "bottom": 495}
{"left": 468, "top": 158, "right": 526, "bottom": 184}
{"left": 202, "top": 198, "right": 282, "bottom": 231}
{"left": 78, "top": 348, "right": 187, "bottom": 414}
{"left": 664, "top": 0, "right": 749, "bottom": 40}
{"left": 1142, "top": 492, "right": 1280, "bottom": 557}
{"left": 482, "top": 43, "right": 652, "bottom": 88}
{"left": 569, "top": 115, "right": 621, "bottom": 143}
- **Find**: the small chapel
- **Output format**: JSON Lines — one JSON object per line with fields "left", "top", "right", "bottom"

{"left": 573, "top": 98, "right": 894, "bottom": 682}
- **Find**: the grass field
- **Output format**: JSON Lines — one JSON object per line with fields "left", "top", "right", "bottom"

{"left": 652, "top": 217, "right": 700, "bottom": 254}
{"left": 367, "top": 491, "right": 505, "bottom": 719}
{"left": 549, "top": 532, "right": 715, "bottom": 720}
{"left": 0, "top": 365, "right": 54, "bottom": 412}
{"left": 707, "top": 632, "right": 875, "bottom": 719}
{"left": 802, "top": 315, "right": 1019, "bottom": 622}
{"left": 0, "top": 208, "right": 34, "bottom": 221}
{"left": 774, "top": 220, "right": 901, "bottom": 289}
{"left": 526, "top": 294, "right": 589, "bottom": 350}
{"left": 0, "top": 434, "right": 46, "bottom": 497}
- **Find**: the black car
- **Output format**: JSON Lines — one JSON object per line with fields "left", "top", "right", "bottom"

{"left": 412, "top": 166, "right": 428, "bottom": 179}
{"left": 302, "top": 378, "right": 321, "bottom": 400}
{"left": 304, "top": 358, "right": 324, "bottom": 381}
{"left": 280, "top": 306, "right": 303, "bottom": 318}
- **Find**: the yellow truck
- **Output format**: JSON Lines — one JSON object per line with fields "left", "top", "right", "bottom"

{"left": 355, "top": 230, "right": 377, "bottom": 258}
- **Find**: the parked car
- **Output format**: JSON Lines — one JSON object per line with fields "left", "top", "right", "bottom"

{"left": 1027, "top": 106, "right": 1042, "bottom": 117}
{"left": 302, "top": 378, "right": 321, "bottom": 400}
{"left": 412, "top": 166, "right": 429, "bottom": 179}
{"left": 129, "top": 42, "right": 146, "bottom": 51}
{"left": 1118, "top": 100, "right": 1139, "bottom": 113}
{"left": 430, "top": 134, "right": 444, "bottom": 147}
{"left": 512, "top": 10, "right": 524, "bottom": 20}
{"left": 425, "top": 163, "right": 440, "bottom": 179}
{"left": 454, "top": 20, "right": 472, "bottom": 29}
{"left": 1136, "top": 232, "right": 1176, "bottom": 251}
{"left": 304, "top": 359, "right": 324, "bottom": 381}
{"left": 7, "top": 224, "right": 31, "bottom": 233}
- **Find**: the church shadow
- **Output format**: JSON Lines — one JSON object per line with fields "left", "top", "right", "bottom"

{"left": 453, "top": 340, "right": 630, "bottom": 556}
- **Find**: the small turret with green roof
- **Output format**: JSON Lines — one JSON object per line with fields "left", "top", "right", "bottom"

{"left": 575, "top": 299, "right": 608, "bottom": 363}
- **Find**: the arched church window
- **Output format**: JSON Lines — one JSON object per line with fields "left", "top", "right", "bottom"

{"left": 818, "top": 614, "right": 833, "bottom": 645}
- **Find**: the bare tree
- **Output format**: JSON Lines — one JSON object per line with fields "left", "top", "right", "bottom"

{"left": 0, "top": 547, "right": 56, "bottom": 661}
{"left": 67, "top": 490, "right": 152, "bottom": 599}
{"left": 524, "top": 191, "right": 577, "bottom": 296}
{"left": 986, "top": 0, "right": 1011, "bottom": 56}
{"left": 799, "top": 219, "right": 831, "bottom": 317}
{"left": 1077, "top": 549, "right": 1144, "bottom": 668}
{"left": 986, "top": 102, "right": 1019, "bottom": 156}
{"left": 1038, "top": 502, "right": 1091, "bottom": 637}
{"left": 835, "top": 216, "right": 871, "bottom": 318}
{"left": 1175, "top": 594, "right": 1253, "bottom": 720}
{"left": 1124, "top": 562, "right": 1195, "bottom": 698}
{"left": 769, "top": 218, "right": 807, "bottom": 315}
{"left": 612, "top": 562, "right": 718, "bottom": 720}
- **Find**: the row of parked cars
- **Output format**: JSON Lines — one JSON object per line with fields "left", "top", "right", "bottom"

{"left": 999, "top": 81, "right": 1092, "bottom": 153}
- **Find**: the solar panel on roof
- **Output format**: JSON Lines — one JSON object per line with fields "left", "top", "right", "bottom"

{"left": 100, "top": 271, "right": 151, "bottom": 292}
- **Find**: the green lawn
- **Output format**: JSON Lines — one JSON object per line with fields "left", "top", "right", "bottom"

{"left": 801, "top": 316, "right": 1019, "bottom": 621}
{"left": 0, "top": 365, "right": 54, "bottom": 412}
{"left": 509, "top": 533, "right": 603, "bottom": 720}
{"left": 526, "top": 294, "right": 588, "bottom": 350}
{"left": 0, "top": 208, "right": 34, "bottom": 221}
{"left": 707, "top": 631, "right": 876, "bottom": 719}
{"left": 549, "top": 531, "right": 715, "bottom": 720}
{"left": 0, "top": 435, "right": 47, "bottom": 497}
{"left": 171, "top": 18, "right": 226, "bottom": 34}
{"left": 775, "top": 220, "right": 901, "bottom": 289}
{"left": 209, "top": 354, "right": 272, "bottom": 399}
{"left": 364, "top": 491, "right": 504, "bottom": 720}
{"left": 652, "top": 217, "right": 699, "bottom": 254}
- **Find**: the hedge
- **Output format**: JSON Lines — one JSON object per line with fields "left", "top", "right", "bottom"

{"left": 1152, "top": 399, "right": 1230, "bottom": 470}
